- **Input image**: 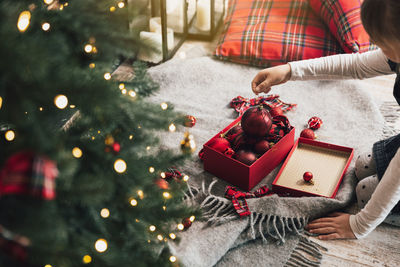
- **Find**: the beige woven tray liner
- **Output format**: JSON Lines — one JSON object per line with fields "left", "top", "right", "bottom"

{"left": 275, "top": 143, "right": 351, "bottom": 197}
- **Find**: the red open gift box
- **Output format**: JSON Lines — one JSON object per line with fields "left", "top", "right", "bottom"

{"left": 202, "top": 116, "right": 295, "bottom": 191}
{"left": 272, "top": 137, "right": 354, "bottom": 198}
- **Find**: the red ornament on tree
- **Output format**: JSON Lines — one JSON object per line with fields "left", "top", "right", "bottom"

{"left": 184, "top": 115, "right": 196, "bottom": 127}
{"left": 300, "top": 128, "right": 316, "bottom": 140}
{"left": 269, "top": 106, "right": 283, "bottom": 117}
{"left": 208, "top": 137, "right": 234, "bottom": 157}
{"left": 308, "top": 116, "right": 323, "bottom": 130}
{"left": 241, "top": 106, "right": 272, "bottom": 137}
{"left": 253, "top": 140, "right": 270, "bottom": 155}
{"left": 233, "top": 150, "right": 257, "bottom": 165}
{"left": 182, "top": 217, "right": 192, "bottom": 229}
{"left": 112, "top": 142, "right": 121, "bottom": 153}
{"left": 155, "top": 178, "right": 169, "bottom": 189}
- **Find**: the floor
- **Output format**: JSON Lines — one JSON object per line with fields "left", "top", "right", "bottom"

{"left": 172, "top": 36, "right": 400, "bottom": 266}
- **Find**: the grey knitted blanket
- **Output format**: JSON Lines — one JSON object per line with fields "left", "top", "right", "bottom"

{"left": 147, "top": 57, "right": 387, "bottom": 267}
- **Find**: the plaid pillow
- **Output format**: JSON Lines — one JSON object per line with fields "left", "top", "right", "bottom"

{"left": 214, "top": 0, "right": 343, "bottom": 67}
{"left": 309, "top": 0, "right": 377, "bottom": 53}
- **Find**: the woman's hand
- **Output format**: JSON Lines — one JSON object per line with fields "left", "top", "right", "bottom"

{"left": 251, "top": 64, "right": 292, "bottom": 95}
{"left": 305, "top": 212, "right": 356, "bottom": 240}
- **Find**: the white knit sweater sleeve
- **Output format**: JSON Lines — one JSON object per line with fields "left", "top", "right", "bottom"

{"left": 288, "top": 49, "right": 393, "bottom": 80}
{"left": 349, "top": 148, "right": 400, "bottom": 238}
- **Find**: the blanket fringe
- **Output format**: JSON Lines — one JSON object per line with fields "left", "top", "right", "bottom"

{"left": 380, "top": 101, "right": 400, "bottom": 138}
{"left": 284, "top": 236, "right": 327, "bottom": 267}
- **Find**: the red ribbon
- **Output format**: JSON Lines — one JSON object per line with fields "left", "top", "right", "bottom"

{"left": 230, "top": 95, "right": 297, "bottom": 116}
{"left": 224, "top": 185, "right": 273, "bottom": 217}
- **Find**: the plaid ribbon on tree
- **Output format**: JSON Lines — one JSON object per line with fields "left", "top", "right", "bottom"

{"left": 0, "top": 151, "right": 58, "bottom": 200}
{"left": 230, "top": 95, "right": 296, "bottom": 116}
{"left": 225, "top": 185, "right": 273, "bottom": 217}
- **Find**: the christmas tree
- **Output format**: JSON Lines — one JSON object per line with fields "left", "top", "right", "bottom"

{"left": 0, "top": 0, "right": 197, "bottom": 266}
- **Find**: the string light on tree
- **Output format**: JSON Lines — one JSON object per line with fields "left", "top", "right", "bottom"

{"left": 41, "top": 22, "right": 50, "bottom": 31}
{"left": 119, "top": 83, "right": 125, "bottom": 89}
{"left": 157, "top": 235, "right": 163, "bottom": 241}
{"left": 0, "top": 96, "right": 2, "bottom": 109}
{"left": 17, "top": 11, "right": 31, "bottom": 32}
{"left": 190, "top": 216, "right": 195, "bottom": 222}
{"left": 129, "top": 198, "right": 138, "bottom": 206}
{"left": 170, "top": 256, "right": 177, "bottom": 263}
{"left": 100, "top": 208, "right": 110, "bottom": 218}
{"left": 82, "top": 255, "right": 92, "bottom": 264}
{"left": 44, "top": 265, "right": 52, "bottom": 267}
{"left": 39, "top": 107, "right": 43, "bottom": 111}
{"left": 121, "top": 89, "right": 127, "bottom": 95}
{"left": 54, "top": 94, "right": 68, "bottom": 109}
{"left": 89, "top": 63, "right": 95, "bottom": 69}
{"left": 110, "top": 6, "right": 116, "bottom": 12}
{"left": 149, "top": 166, "right": 155, "bottom": 173}
{"left": 104, "top": 73, "right": 111, "bottom": 80}
{"left": 149, "top": 225, "right": 156, "bottom": 232}
{"left": 137, "top": 190, "right": 144, "bottom": 199}
{"left": 169, "top": 123, "right": 176, "bottom": 132}
{"left": 118, "top": 1, "right": 125, "bottom": 8}
{"left": 5, "top": 130, "right": 15, "bottom": 141}
{"left": 44, "top": 0, "right": 54, "bottom": 4}
{"left": 177, "top": 223, "right": 184, "bottom": 231}
{"left": 94, "top": 238, "right": 108, "bottom": 253}
{"left": 114, "top": 159, "right": 127, "bottom": 173}
{"left": 161, "top": 102, "right": 168, "bottom": 110}
{"left": 84, "top": 44, "right": 93, "bottom": 53}
{"left": 163, "top": 192, "right": 171, "bottom": 199}
{"left": 70, "top": 104, "right": 76, "bottom": 109}
{"left": 183, "top": 175, "right": 189, "bottom": 182}
{"left": 72, "top": 147, "right": 83, "bottom": 158}
{"left": 128, "top": 90, "right": 136, "bottom": 98}
{"left": 169, "top": 233, "right": 176, "bottom": 239}
{"left": 129, "top": 134, "right": 133, "bottom": 140}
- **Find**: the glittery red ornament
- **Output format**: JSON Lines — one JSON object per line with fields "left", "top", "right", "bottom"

{"left": 303, "top": 172, "right": 313, "bottom": 183}
{"left": 269, "top": 107, "right": 283, "bottom": 117}
{"left": 112, "top": 142, "right": 121, "bottom": 153}
{"left": 208, "top": 138, "right": 234, "bottom": 157}
{"left": 241, "top": 106, "right": 273, "bottom": 137}
{"left": 184, "top": 115, "right": 197, "bottom": 127}
{"left": 182, "top": 217, "right": 192, "bottom": 229}
{"left": 300, "top": 128, "right": 316, "bottom": 140}
{"left": 308, "top": 116, "right": 323, "bottom": 130}
{"left": 253, "top": 140, "right": 270, "bottom": 155}
{"left": 155, "top": 178, "right": 169, "bottom": 189}
{"left": 233, "top": 150, "right": 257, "bottom": 165}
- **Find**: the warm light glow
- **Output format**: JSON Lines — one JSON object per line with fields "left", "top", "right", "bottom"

{"left": 163, "top": 192, "right": 171, "bottom": 199}
{"left": 91, "top": 136, "right": 95, "bottom": 140}
{"left": 97, "top": 130, "right": 101, "bottom": 134}
{"left": 118, "top": 1, "right": 125, "bottom": 8}
{"left": 169, "top": 233, "right": 176, "bottom": 239}
{"left": 84, "top": 44, "right": 93, "bottom": 53}
{"left": 177, "top": 224, "right": 184, "bottom": 230}
{"left": 0, "top": 96, "right": 2, "bottom": 109}
{"left": 70, "top": 104, "right": 76, "bottom": 109}
{"left": 170, "top": 256, "right": 177, "bottom": 263}
{"left": 129, "top": 135, "right": 133, "bottom": 140}
{"left": 114, "top": 159, "right": 127, "bottom": 173}
{"left": 82, "top": 255, "right": 92, "bottom": 264}
{"left": 128, "top": 90, "right": 136, "bottom": 98}
{"left": 160, "top": 172, "right": 166, "bottom": 178}
{"left": 135, "top": 219, "right": 140, "bottom": 222}
{"left": 64, "top": 2, "right": 69, "bottom": 6}
{"left": 5, "top": 130, "right": 15, "bottom": 141}
{"left": 42, "top": 22, "right": 50, "bottom": 31}
{"left": 119, "top": 83, "right": 125, "bottom": 89}
{"left": 162, "top": 206, "right": 166, "bottom": 211}
{"left": 89, "top": 63, "right": 95, "bottom": 69}
{"left": 157, "top": 235, "right": 163, "bottom": 241}
{"left": 17, "top": 11, "right": 31, "bottom": 32}
{"left": 189, "top": 216, "right": 195, "bottom": 222}
{"left": 149, "top": 167, "right": 155, "bottom": 173}
{"left": 54, "top": 95, "right": 68, "bottom": 109}
{"left": 44, "top": 265, "right": 52, "bottom": 267}
{"left": 169, "top": 123, "right": 176, "bottom": 132}
{"left": 100, "top": 208, "right": 110, "bottom": 218}
{"left": 146, "top": 146, "right": 151, "bottom": 150}
{"left": 39, "top": 107, "right": 43, "bottom": 111}
{"left": 183, "top": 175, "right": 189, "bottom": 182}
{"left": 95, "top": 239, "right": 108, "bottom": 253}
{"left": 129, "top": 198, "right": 138, "bottom": 206}
{"left": 149, "top": 225, "right": 156, "bottom": 232}
{"left": 161, "top": 102, "right": 168, "bottom": 110}
{"left": 137, "top": 190, "right": 144, "bottom": 199}
{"left": 44, "top": 0, "right": 54, "bottom": 4}
{"left": 109, "top": 6, "right": 116, "bottom": 12}
{"left": 121, "top": 89, "right": 127, "bottom": 95}
{"left": 92, "top": 46, "right": 97, "bottom": 53}
{"left": 104, "top": 73, "right": 111, "bottom": 80}
{"left": 189, "top": 140, "right": 196, "bottom": 149}
{"left": 72, "top": 147, "right": 82, "bottom": 158}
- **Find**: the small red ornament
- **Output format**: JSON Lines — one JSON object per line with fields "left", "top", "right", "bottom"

{"left": 303, "top": 172, "right": 314, "bottom": 184}
{"left": 182, "top": 217, "right": 192, "bottom": 229}
{"left": 226, "top": 125, "right": 242, "bottom": 138}
{"left": 308, "top": 116, "right": 323, "bottom": 130}
{"left": 241, "top": 106, "right": 273, "bottom": 137}
{"left": 155, "top": 178, "right": 169, "bottom": 189}
{"left": 112, "top": 142, "right": 121, "bottom": 153}
{"left": 233, "top": 150, "right": 257, "bottom": 165}
{"left": 269, "top": 107, "right": 283, "bottom": 117}
{"left": 253, "top": 140, "right": 270, "bottom": 155}
{"left": 184, "top": 115, "right": 196, "bottom": 127}
{"left": 208, "top": 137, "right": 234, "bottom": 157}
{"left": 300, "top": 128, "right": 316, "bottom": 140}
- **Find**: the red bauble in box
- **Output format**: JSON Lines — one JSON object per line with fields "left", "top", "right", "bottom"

{"left": 300, "top": 129, "right": 316, "bottom": 140}
{"left": 225, "top": 125, "right": 243, "bottom": 144}
{"left": 303, "top": 172, "right": 313, "bottom": 182}
{"left": 269, "top": 107, "right": 283, "bottom": 117}
{"left": 208, "top": 137, "right": 234, "bottom": 157}
{"left": 230, "top": 132, "right": 258, "bottom": 151}
{"left": 233, "top": 150, "right": 257, "bottom": 166}
{"left": 241, "top": 106, "right": 272, "bottom": 137}
{"left": 253, "top": 140, "right": 270, "bottom": 155}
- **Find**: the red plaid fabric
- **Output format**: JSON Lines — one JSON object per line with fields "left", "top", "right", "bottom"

{"left": 225, "top": 185, "right": 273, "bottom": 217}
{"left": 309, "top": 0, "right": 377, "bottom": 53}
{"left": 215, "top": 0, "right": 344, "bottom": 67}
{"left": 266, "top": 115, "right": 293, "bottom": 142}
{"left": 230, "top": 95, "right": 296, "bottom": 116}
